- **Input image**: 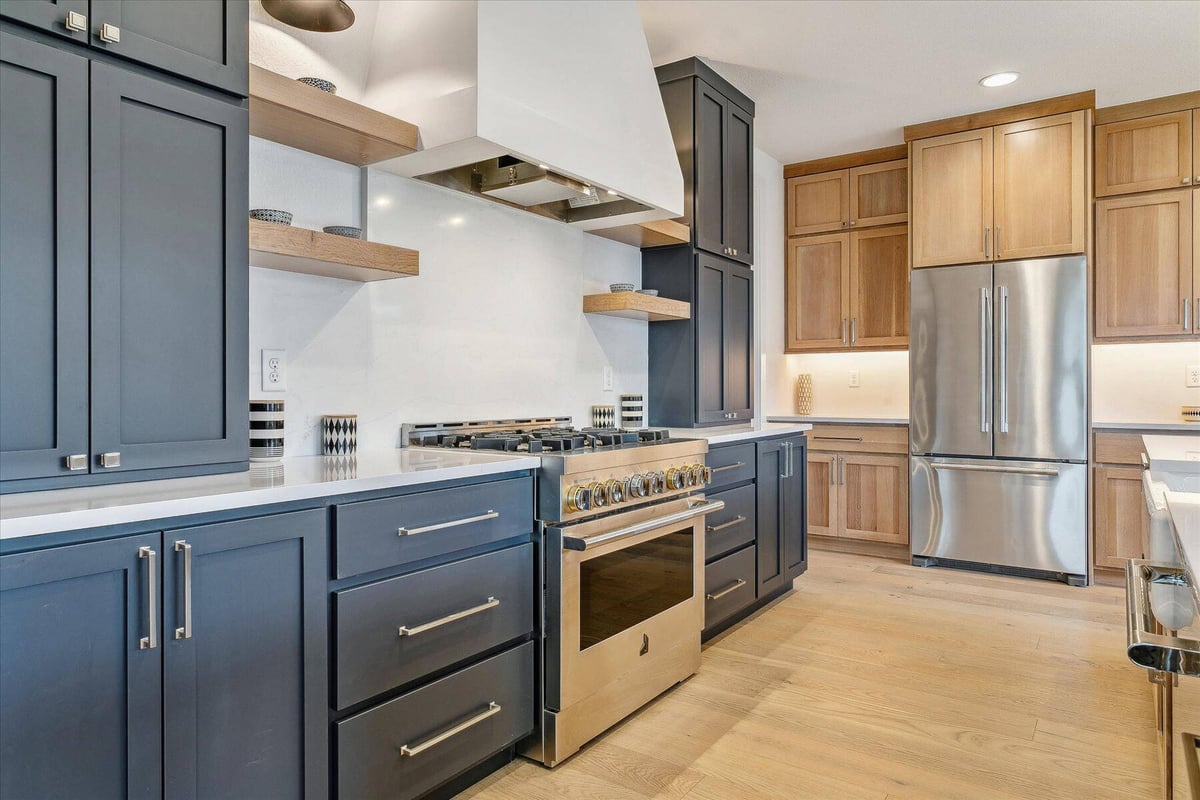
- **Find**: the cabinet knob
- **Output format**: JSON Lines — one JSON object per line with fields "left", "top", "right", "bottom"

{"left": 731, "top": 248, "right": 738, "bottom": 255}
{"left": 65, "top": 453, "right": 88, "bottom": 471}
{"left": 64, "top": 10, "right": 87, "bottom": 31}
{"left": 99, "top": 22, "right": 120, "bottom": 43}
{"left": 848, "top": 220, "right": 856, "bottom": 227}
{"left": 1184, "top": 177, "right": 1193, "bottom": 185}
{"left": 99, "top": 451, "right": 121, "bottom": 468}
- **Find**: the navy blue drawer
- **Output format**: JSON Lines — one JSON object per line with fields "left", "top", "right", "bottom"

{"left": 707, "top": 443, "right": 756, "bottom": 490}
{"left": 337, "top": 641, "right": 535, "bottom": 800}
{"left": 704, "top": 545, "right": 757, "bottom": 631}
{"left": 334, "top": 543, "right": 534, "bottom": 709}
{"left": 705, "top": 483, "right": 756, "bottom": 561}
{"left": 335, "top": 476, "right": 533, "bottom": 578}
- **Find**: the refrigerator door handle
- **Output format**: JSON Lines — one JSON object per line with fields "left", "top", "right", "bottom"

{"left": 930, "top": 462, "right": 1059, "bottom": 477}
{"left": 979, "top": 287, "right": 991, "bottom": 434}
{"left": 998, "top": 286, "right": 1009, "bottom": 434}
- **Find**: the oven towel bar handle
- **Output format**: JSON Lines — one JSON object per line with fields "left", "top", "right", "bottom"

{"left": 559, "top": 499, "right": 725, "bottom": 552}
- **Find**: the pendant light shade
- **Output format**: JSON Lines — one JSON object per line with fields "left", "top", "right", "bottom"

{"left": 261, "top": 0, "right": 355, "bottom": 33}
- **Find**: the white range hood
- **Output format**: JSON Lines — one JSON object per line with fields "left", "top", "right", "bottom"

{"left": 359, "top": 0, "right": 684, "bottom": 229}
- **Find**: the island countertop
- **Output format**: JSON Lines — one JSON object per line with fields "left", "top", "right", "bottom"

{"left": 671, "top": 422, "right": 812, "bottom": 445}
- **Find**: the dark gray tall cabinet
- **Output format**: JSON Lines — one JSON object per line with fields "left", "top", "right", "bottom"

{"left": 646, "top": 58, "right": 755, "bottom": 428}
{"left": 0, "top": 2, "right": 248, "bottom": 493}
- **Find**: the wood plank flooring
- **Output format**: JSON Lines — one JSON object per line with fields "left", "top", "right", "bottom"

{"left": 458, "top": 550, "right": 1166, "bottom": 800}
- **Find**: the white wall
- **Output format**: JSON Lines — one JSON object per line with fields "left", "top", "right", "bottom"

{"left": 753, "top": 147, "right": 784, "bottom": 422}
{"left": 249, "top": 139, "right": 646, "bottom": 456}
{"left": 1092, "top": 342, "right": 1200, "bottom": 424}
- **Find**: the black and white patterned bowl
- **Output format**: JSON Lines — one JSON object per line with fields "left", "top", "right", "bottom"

{"left": 322, "top": 225, "right": 362, "bottom": 239}
{"left": 609, "top": 283, "right": 635, "bottom": 293}
{"left": 297, "top": 77, "right": 336, "bottom": 94}
{"left": 250, "top": 208, "right": 293, "bottom": 226}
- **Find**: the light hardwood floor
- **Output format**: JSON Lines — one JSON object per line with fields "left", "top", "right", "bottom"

{"left": 459, "top": 550, "right": 1164, "bottom": 800}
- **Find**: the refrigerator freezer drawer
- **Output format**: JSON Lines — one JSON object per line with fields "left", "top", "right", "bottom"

{"left": 910, "top": 457, "right": 1087, "bottom": 577}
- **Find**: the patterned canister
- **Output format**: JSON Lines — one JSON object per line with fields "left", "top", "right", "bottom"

{"left": 591, "top": 405, "right": 616, "bottom": 429}
{"left": 322, "top": 414, "right": 358, "bottom": 456}
{"left": 795, "top": 374, "right": 814, "bottom": 416}
{"left": 249, "top": 400, "right": 285, "bottom": 462}
{"left": 620, "top": 394, "right": 645, "bottom": 428}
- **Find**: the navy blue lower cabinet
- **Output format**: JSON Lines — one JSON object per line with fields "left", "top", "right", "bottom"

{"left": 782, "top": 434, "right": 809, "bottom": 579}
{"left": 162, "top": 509, "right": 328, "bottom": 800}
{"left": 755, "top": 434, "right": 809, "bottom": 597}
{"left": 0, "top": 533, "right": 163, "bottom": 800}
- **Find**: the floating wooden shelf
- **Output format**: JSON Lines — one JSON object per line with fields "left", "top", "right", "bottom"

{"left": 583, "top": 292, "right": 690, "bottom": 322}
{"left": 248, "top": 65, "right": 419, "bottom": 166}
{"left": 248, "top": 220, "right": 419, "bottom": 282}
{"left": 587, "top": 219, "right": 691, "bottom": 249}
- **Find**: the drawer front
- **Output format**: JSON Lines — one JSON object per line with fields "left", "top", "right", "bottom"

{"left": 707, "top": 443, "right": 756, "bottom": 489}
{"left": 335, "top": 543, "right": 534, "bottom": 709}
{"left": 336, "top": 476, "right": 533, "bottom": 578}
{"left": 337, "top": 641, "right": 535, "bottom": 800}
{"left": 705, "top": 483, "right": 756, "bottom": 561}
{"left": 704, "top": 545, "right": 758, "bottom": 631}
{"left": 809, "top": 423, "right": 908, "bottom": 454}
{"left": 1093, "top": 431, "right": 1148, "bottom": 466}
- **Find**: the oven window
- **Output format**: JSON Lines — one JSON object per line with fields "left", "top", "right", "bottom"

{"left": 578, "top": 527, "right": 694, "bottom": 650}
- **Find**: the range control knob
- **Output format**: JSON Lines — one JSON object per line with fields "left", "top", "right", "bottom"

{"left": 688, "top": 464, "right": 706, "bottom": 486}
{"left": 565, "top": 484, "right": 591, "bottom": 513}
{"left": 588, "top": 481, "right": 609, "bottom": 508}
{"left": 666, "top": 467, "right": 686, "bottom": 490}
{"left": 628, "top": 473, "right": 649, "bottom": 498}
{"left": 604, "top": 478, "right": 626, "bottom": 505}
{"left": 648, "top": 471, "right": 666, "bottom": 495}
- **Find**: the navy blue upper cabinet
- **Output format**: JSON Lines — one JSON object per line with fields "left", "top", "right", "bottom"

{"left": 0, "top": 0, "right": 90, "bottom": 42}
{"left": 89, "top": 61, "right": 248, "bottom": 477}
{"left": 0, "top": 31, "right": 90, "bottom": 483}
{"left": 162, "top": 511, "right": 328, "bottom": 800}
{"left": 0, "top": 533, "right": 163, "bottom": 800}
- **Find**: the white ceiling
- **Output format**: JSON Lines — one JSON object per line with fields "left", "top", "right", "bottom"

{"left": 637, "top": 0, "right": 1200, "bottom": 165}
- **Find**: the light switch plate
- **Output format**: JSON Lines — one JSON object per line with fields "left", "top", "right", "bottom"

{"left": 262, "top": 349, "right": 286, "bottom": 392}
{"left": 602, "top": 365, "right": 614, "bottom": 391}
{"left": 1187, "top": 365, "right": 1200, "bottom": 388}
{"left": 848, "top": 370, "right": 860, "bottom": 388}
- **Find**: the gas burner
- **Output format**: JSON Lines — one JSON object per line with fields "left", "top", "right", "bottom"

{"left": 470, "top": 434, "right": 525, "bottom": 452}
{"left": 581, "top": 429, "right": 640, "bottom": 447}
{"left": 538, "top": 435, "right": 585, "bottom": 452}
{"left": 638, "top": 428, "right": 669, "bottom": 443}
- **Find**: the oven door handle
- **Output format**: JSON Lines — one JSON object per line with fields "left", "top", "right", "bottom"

{"left": 1126, "top": 559, "right": 1200, "bottom": 676}
{"left": 560, "top": 499, "right": 725, "bottom": 552}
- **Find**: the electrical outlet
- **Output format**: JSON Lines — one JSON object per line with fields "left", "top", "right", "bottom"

{"left": 262, "top": 349, "right": 286, "bottom": 392}
{"left": 602, "top": 365, "right": 614, "bottom": 392}
{"left": 1188, "top": 365, "right": 1200, "bottom": 388}
{"left": 848, "top": 370, "right": 860, "bottom": 388}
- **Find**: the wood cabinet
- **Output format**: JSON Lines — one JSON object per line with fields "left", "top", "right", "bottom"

{"left": 850, "top": 160, "right": 908, "bottom": 227}
{"left": 786, "top": 159, "right": 907, "bottom": 236}
{"left": 805, "top": 452, "right": 838, "bottom": 537}
{"left": 1093, "top": 464, "right": 1151, "bottom": 570}
{"left": 807, "top": 425, "right": 910, "bottom": 550}
{"left": 786, "top": 225, "right": 908, "bottom": 351}
{"left": 911, "top": 110, "right": 1086, "bottom": 267}
{"left": 787, "top": 171, "right": 848, "bottom": 236}
{"left": 1095, "top": 188, "right": 1193, "bottom": 338}
{"left": 1095, "top": 110, "right": 1193, "bottom": 197}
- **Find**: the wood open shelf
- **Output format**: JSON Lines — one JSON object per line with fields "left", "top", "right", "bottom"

{"left": 249, "top": 65, "right": 419, "bottom": 166}
{"left": 587, "top": 219, "right": 691, "bottom": 249}
{"left": 583, "top": 292, "right": 690, "bottom": 322}
{"left": 249, "top": 220, "right": 419, "bottom": 282}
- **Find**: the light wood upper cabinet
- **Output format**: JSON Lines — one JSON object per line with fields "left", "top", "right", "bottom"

{"left": 1095, "top": 110, "right": 1192, "bottom": 197}
{"left": 838, "top": 454, "right": 909, "bottom": 544}
{"left": 787, "top": 171, "right": 849, "bottom": 236}
{"left": 849, "top": 225, "right": 909, "bottom": 347}
{"left": 1095, "top": 188, "right": 1193, "bottom": 338}
{"left": 911, "top": 128, "right": 993, "bottom": 267}
{"left": 993, "top": 111, "right": 1087, "bottom": 260}
{"left": 849, "top": 160, "right": 908, "bottom": 227}
{"left": 786, "top": 234, "right": 849, "bottom": 350}
{"left": 1093, "top": 465, "right": 1150, "bottom": 569}
{"left": 1194, "top": 109, "right": 1200, "bottom": 184}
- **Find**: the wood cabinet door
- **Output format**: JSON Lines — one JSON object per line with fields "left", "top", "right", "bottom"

{"left": 993, "top": 111, "right": 1086, "bottom": 260}
{"left": 723, "top": 102, "right": 754, "bottom": 264}
{"left": 837, "top": 454, "right": 909, "bottom": 544}
{"left": 787, "top": 170, "right": 849, "bottom": 236}
{"left": 806, "top": 452, "right": 838, "bottom": 537}
{"left": 849, "top": 225, "right": 909, "bottom": 348}
{"left": 1093, "top": 465, "right": 1150, "bottom": 569}
{"left": 911, "top": 128, "right": 994, "bottom": 267}
{"left": 786, "top": 233, "right": 849, "bottom": 351}
{"left": 1095, "top": 110, "right": 1192, "bottom": 197}
{"left": 1095, "top": 188, "right": 1193, "bottom": 338}
{"left": 1194, "top": 110, "right": 1200, "bottom": 186}
{"left": 849, "top": 159, "right": 908, "bottom": 227}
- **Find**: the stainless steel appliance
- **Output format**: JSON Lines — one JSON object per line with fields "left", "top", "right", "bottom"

{"left": 909, "top": 256, "right": 1088, "bottom": 584}
{"left": 403, "top": 418, "right": 723, "bottom": 767}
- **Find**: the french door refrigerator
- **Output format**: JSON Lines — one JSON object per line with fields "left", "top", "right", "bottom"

{"left": 909, "top": 256, "right": 1088, "bottom": 585}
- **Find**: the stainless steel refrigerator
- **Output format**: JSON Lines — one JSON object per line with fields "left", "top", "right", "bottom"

{"left": 909, "top": 256, "right": 1088, "bottom": 584}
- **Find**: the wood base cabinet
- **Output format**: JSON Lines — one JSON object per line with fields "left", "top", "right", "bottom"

{"left": 807, "top": 426, "right": 909, "bottom": 549}
{"left": 1093, "top": 464, "right": 1151, "bottom": 570}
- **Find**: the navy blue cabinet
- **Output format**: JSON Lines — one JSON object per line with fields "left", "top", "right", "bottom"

{"left": 756, "top": 434, "right": 808, "bottom": 597}
{"left": 0, "top": 0, "right": 90, "bottom": 43}
{"left": 0, "top": 533, "right": 163, "bottom": 800}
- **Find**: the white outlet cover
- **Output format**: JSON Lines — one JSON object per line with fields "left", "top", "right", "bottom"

{"left": 262, "top": 349, "right": 287, "bottom": 392}
{"left": 1187, "top": 364, "right": 1200, "bottom": 388}
{"left": 602, "top": 365, "right": 614, "bottom": 392}
{"left": 849, "top": 370, "right": 860, "bottom": 388}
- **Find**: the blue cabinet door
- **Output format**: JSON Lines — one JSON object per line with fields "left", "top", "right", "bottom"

{"left": 755, "top": 438, "right": 788, "bottom": 596}
{"left": 0, "top": 533, "right": 163, "bottom": 800}
{"left": 0, "top": 0, "right": 90, "bottom": 43}
{"left": 89, "top": 61, "right": 248, "bottom": 476}
{"left": 162, "top": 510, "right": 328, "bottom": 800}
{"left": 0, "top": 30, "right": 90, "bottom": 482}
{"left": 781, "top": 435, "right": 808, "bottom": 579}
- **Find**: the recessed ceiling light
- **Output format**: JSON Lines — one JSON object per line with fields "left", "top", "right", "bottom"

{"left": 979, "top": 72, "right": 1020, "bottom": 88}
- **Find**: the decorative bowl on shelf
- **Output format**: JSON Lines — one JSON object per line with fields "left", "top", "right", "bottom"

{"left": 297, "top": 76, "right": 337, "bottom": 94}
{"left": 609, "top": 283, "right": 635, "bottom": 293}
{"left": 249, "top": 208, "right": 293, "bottom": 225}
{"left": 636, "top": 289, "right": 659, "bottom": 296}
{"left": 322, "top": 225, "right": 362, "bottom": 239}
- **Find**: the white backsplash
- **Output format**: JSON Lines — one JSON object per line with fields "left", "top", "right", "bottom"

{"left": 249, "top": 138, "right": 647, "bottom": 456}
{"left": 1092, "top": 342, "right": 1200, "bottom": 424}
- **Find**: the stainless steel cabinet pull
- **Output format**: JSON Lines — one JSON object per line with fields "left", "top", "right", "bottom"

{"left": 706, "top": 578, "right": 747, "bottom": 601}
{"left": 995, "top": 226, "right": 1001, "bottom": 258}
{"left": 99, "top": 22, "right": 120, "bottom": 43}
{"left": 399, "top": 702, "right": 502, "bottom": 757}
{"left": 100, "top": 451, "right": 121, "bottom": 468}
{"left": 1185, "top": 298, "right": 1192, "bottom": 332}
{"left": 398, "top": 510, "right": 497, "bottom": 536}
{"left": 139, "top": 546, "right": 157, "bottom": 650}
{"left": 174, "top": 541, "right": 192, "bottom": 640}
{"left": 64, "top": 11, "right": 87, "bottom": 31}
{"left": 1195, "top": 297, "right": 1199, "bottom": 331}
{"left": 710, "top": 462, "right": 745, "bottom": 474}
{"left": 979, "top": 288, "right": 991, "bottom": 434}
{"left": 931, "top": 463, "right": 1058, "bottom": 477}
{"left": 398, "top": 596, "right": 499, "bottom": 637}
{"left": 840, "top": 317, "right": 847, "bottom": 344}
{"left": 814, "top": 435, "right": 863, "bottom": 442}
{"left": 561, "top": 498, "right": 724, "bottom": 551}
{"left": 838, "top": 456, "right": 844, "bottom": 485}
{"left": 706, "top": 515, "right": 746, "bottom": 533}
{"left": 998, "top": 286, "right": 1009, "bottom": 433}
{"left": 65, "top": 453, "right": 87, "bottom": 470}
{"left": 850, "top": 317, "right": 857, "bottom": 344}
{"left": 1126, "top": 560, "right": 1200, "bottom": 675}
{"left": 984, "top": 227, "right": 990, "bottom": 259}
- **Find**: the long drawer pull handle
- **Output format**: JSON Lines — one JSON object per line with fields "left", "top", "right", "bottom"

{"left": 814, "top": 436, "right": 863, "bottom": 442}
{"left": 399, "top": 702, "right": 502, "bottom": 757}
{"left": 139, "top": 546, "right": 157, "bottom": 650}
{"left": 706, "top": 515, "right": 747, "bottom": 533}
{"left": 710, "top": 462, "right": 745, "bottom": 474}
{"left": 174, "top": 541, "right": 193, "bottom": 640}
{"left": 931, "top": 463, "right": 1058, "bottom": 477}
{"left": 398, "top": 510, "right": 498, "bottom": 537}
{"left": 706, "top": 578, "right": 747, "bottom": 601}
{"left": 398, "top": 597, "right": 499, "bottom": 637}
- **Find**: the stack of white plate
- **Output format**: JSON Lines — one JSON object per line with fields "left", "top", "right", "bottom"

{"left": 249, "top": 400, "right": 285, "bottom": 462}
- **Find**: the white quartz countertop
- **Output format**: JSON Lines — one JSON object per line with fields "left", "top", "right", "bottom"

{"left": 1144, "top": 434, "right": 1200, "bottom": 474}
{"left": 1094, "top": 421, "right": 1200, "bottom": 432}
{"left": 0, "top": 450, "right": 539, "bottom": 541}
{"left": 670, "top": 422, "right": 812, "bottom": 445}
{"left": 767, "top": 415, "right": 909, "bottom": 426}
{"left": 1166, "top": 492, "right": 1200, "bottom": 612}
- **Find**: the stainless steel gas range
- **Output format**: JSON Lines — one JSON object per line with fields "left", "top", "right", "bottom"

{"left": 403, "top": 417, "right": 724, "bottom": 767}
